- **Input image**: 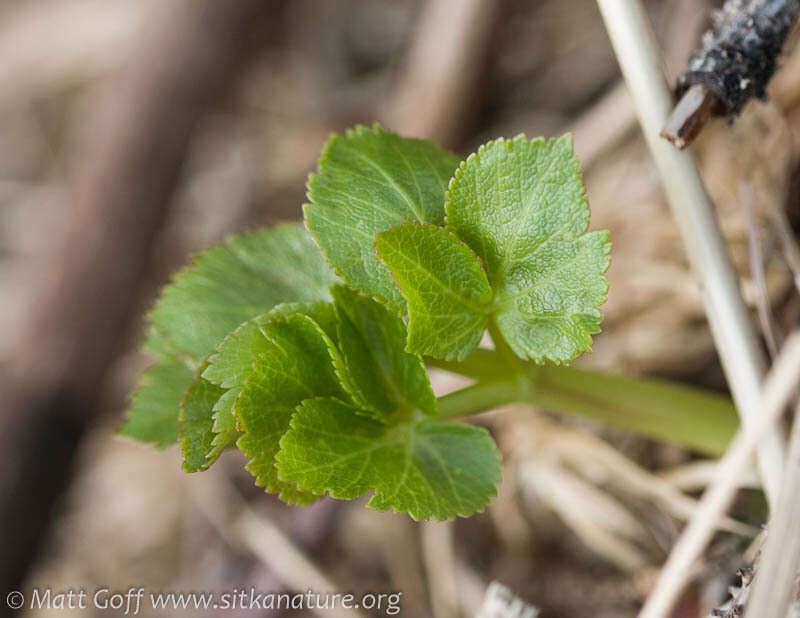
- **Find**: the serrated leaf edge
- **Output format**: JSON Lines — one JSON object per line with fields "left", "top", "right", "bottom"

{"left": 178, "top": 361, "right": 220, "bottom": 473}
{"left": 277, "top": 397, "right": 501, "bottom": 520}
{"left": 303, "top": 123, "right": 461, "bottom": 314}
{"left": 443, "top": 133, "right": 611, "bottom": 365}
{"left": 234, "top": 313, "right": 345, "bottom": 505}
{"left": 146, "top": 221, "right": 323, "bottom": 364}
{"left": 375, "top": 220, "right": 493, "bottom": 362}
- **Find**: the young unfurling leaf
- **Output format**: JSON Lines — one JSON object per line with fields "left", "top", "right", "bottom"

{"left": 186, "top": 302, "right": 340, "bottom": 470}
{"left": 376, "top": 223, "right": 492, "bottom": 361}
{"left": 203, "top": 301, "right": 337, "bottom": 390}
{"left": 179, "top": 365, "right": 225, "bottom": 472}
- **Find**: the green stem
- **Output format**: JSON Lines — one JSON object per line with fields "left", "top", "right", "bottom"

{"left": 436, "top": 380, "right": 524, "bottom": 420}
{"left": 431, "top": 349, "right": 738, "bottom": 456}
{"left": 487, "top": 319, "right": 525, "bottom": 375}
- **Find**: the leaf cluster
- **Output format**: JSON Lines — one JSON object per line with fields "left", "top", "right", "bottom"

{"left": 121, "top": 125, "right": 610, "bottom": 519}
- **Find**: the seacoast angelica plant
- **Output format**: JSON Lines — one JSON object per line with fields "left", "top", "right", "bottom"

{"left": 121, "top": 124, "right": 612, "bottom": 520}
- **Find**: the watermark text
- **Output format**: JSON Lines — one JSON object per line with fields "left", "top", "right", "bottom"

{"left": 7, "top": 587, "right": 402, "bottom": 615}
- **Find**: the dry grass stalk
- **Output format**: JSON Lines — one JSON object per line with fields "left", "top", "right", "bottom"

{"left": 383, "top": 0, "right": 503, "bottom": 147}
{"left": 191, "top": 477, "right": 363, "bottom": 618}
{"left": 596, "top": 0, "right": 786, "bottom": 507}
{"left": 744, "top": 398, "right": 800, "bottom": 617}
{"left": 741, "top": 182, "right": 783, "bottom": 358}
{"left": 638, "top": 332, "right": 800, "bottom": 618}
{"left": 422, "top": 521, "right": 460, "bottom": 618}
{"left": 508, "top": 413, "right": 757, "bottom": 572}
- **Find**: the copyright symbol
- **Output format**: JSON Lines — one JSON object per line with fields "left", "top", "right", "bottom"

{"left": 6, "top": 591, "right": 24, "bottom": 610}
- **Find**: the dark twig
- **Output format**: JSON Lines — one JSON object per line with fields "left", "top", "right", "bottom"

{"left": 660, "top": 83, "right": 721, "bottom": 149}
{"left": 662, "top": 0, "right": 800, "bottom": 149}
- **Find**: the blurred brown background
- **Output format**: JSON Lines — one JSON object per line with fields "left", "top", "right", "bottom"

{"left": 2, "top": 0, "right": 800, "bottom": 616}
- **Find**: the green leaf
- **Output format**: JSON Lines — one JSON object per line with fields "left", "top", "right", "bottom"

{"left": 277, "top": 397, "right": 501, "bottom": 520}
{"left": 180, "top": 365, "right": 225, "bottom": 472}
{"left": 236, "top": 315, "right": 344, "bottom": 503}
{"left": 376, "top": 223, "right": 492, "bottom": 361}
{"left": 202, "top": 317, "right": 272, "bottom": 389}
{"left": 120, "top": 360, "right": 194, "bottom": 448}
{"left": 150, "top": 223, "right": 337, "bottom": 362}
{"left": 446, "top": 135, "right": 610, "bottom": 363}
{"left": 208, "top": 387, "right": 240, "bottom": 462}
{"left": 305, "top": 125, "right": 461, "bottom": 311}
{"left": 331, "top": 285, "right": 436, "bottom": 419}
{"left": 198, "top": 301, "right": 339, "bottom": 467}
{"left": 266, "top": 301, "right": 339, "bottom": 343}
{"left": 142, "top": 326, "right": 183, "bottom": 363}
{"left": 122, "top": 224, "right": 336, "bottom": 448}
{"left": 203, "top": 301, "right": 337, "bottom": 390}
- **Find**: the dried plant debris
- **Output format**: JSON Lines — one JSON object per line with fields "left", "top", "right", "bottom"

{"left": 711, "top": 566, "right": 754, "bottom": 617}
{"left": 710, "top": 562, "right": 800, "bottom": 617}
{"left": 679, "top": 0, "right": 800, "bottom": 114}
{"left": 477, "top": 582, "right": 539, "bottom": 618}
{"left": 664, "top": 0, "right": 800, "bottom": 147}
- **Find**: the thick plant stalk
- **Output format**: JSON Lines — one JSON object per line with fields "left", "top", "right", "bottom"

{"left": 434, "top": 355, "right": 739, "bottom": 456}
{"left": 637, "top": 333, "right": 800, "bottom": 618}
{"left": 433, "top": 349, "right": 740, "bottom": 456}
{"left": 596, "top": 0, "right": 785, "bottom": 507}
